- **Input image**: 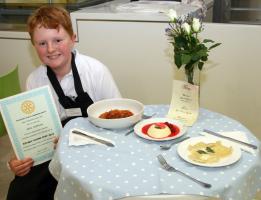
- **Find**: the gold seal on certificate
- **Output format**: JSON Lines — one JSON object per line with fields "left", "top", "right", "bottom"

{"left": 0, "top": 86, "right": 62, "bottom": 166}
{"left": 167, "top": 80, "right": 199, "bottom": 126}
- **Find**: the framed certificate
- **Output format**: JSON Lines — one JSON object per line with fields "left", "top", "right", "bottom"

{"left": 0, "top": 86, "right": 62, "bottom": 166}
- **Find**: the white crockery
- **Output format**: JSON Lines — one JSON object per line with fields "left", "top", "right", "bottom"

{"left": 134, "top": 117, "right": 187, "bottom": 141}
{"left": 87, "top": 98, "right": 144, "bottom": 129}
{"left": 177, "top": 136, "right": 242, "bottom": 167}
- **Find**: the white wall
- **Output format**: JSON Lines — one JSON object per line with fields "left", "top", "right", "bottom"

{"left": 0, "top": 32, "right": 39, "bottom": 90}
{"left": 74, "top": 21, "right": 261, "bottom": 139}
{"left": 75, "top": 21, "right": 172, "bottom": 104}
{"left": 0, "top": 22, "right": 260, "bottom": 140}
{"left": 200, "top": 23, "right": 261, "bottom": 141}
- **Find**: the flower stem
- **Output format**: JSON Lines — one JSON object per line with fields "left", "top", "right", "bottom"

{"left": 185, "top": 68, "right": 194, "bottom": 85}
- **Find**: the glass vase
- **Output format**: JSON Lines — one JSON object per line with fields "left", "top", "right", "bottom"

{"left": 185, "top": 66, "right": 200, "bottom": 106}
{"left": 188, "top": 66, "right": 200, "bottom": 106}
{"left": 185, "top": 66, "right": 200, "bottom": 86}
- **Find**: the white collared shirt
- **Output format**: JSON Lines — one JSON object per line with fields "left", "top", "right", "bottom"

{"left": 26, "top": 49, "right": 121, "bottom": 120}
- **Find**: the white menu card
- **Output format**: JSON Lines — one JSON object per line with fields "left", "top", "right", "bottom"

{"left": 167, "top": 80, "right": 199, "bottom": 126}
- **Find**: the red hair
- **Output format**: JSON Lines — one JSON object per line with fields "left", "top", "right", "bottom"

{"left": 27, "top": 5, "right": 74, "bottom": 43}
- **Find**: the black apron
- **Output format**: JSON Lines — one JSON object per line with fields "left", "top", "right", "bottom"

{"left": 47, "top": 52, "right": 94, "bottom": 126}
{"left": 7, "top": 161, "right": 57, "bottom": 200}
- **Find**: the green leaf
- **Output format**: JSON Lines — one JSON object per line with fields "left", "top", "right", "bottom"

{"left": 197, "top": 49, "right": 208, "bottom": 57}
{"left": 206, "top": 146, "right": 215, "bottom": 153}
{"left": 197, "top": 150, "right": 207, "bottom": 154}
{"left": 174, "top": 54, "right": 182, "bottom": 68}
{"left": 201, "top": 56, "right": 208, "bottom": 61}
{"left": 198, "top": 62, "right": 204, "bottom": 70}
{"left": 190, "top": 37, "right": 198, "bottom": 46}
{"left": 175, "top": 36, "right": 187, "bottom": 49}
{"left": 203, "top": 39, "right": 214, "bottom": 43}
{"left": 185, "top": 63, "right": 195, "bottom": 71}
{"left": 209, "top": 43, "right": 222, "bottom": 50}
{"left": 191, "top": 53, "right": 200, "bottom": 62}
{"left": 198, "top": 43, "right": 205, "bottom": 48}
{"left": 180, "top": 50, "right": 190, "bottom": 54}
{"left": 181, "top": 54, "right": 191, "bottom": 64}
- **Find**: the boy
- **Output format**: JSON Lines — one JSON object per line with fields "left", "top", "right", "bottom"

{"left": 7, "top": 5, "right": 121, "bottom": 200}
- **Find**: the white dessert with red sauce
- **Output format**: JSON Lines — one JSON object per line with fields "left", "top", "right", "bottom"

{"left": 147, "top": 122, "right": 172, "bottom": 138}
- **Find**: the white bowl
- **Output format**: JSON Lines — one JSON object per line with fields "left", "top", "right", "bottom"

{"left": 87, "top": 98, "right": 144, "bottom": 129}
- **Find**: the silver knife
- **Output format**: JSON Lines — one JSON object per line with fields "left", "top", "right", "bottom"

{"left": 203, "top": 129, "right": 257, "bottom": 150}
{"left": 72, "top": 130, "right": 114, "bottom": 147}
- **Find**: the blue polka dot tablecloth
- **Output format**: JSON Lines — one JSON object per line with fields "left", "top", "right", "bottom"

{"left": 49, "top": 105, "right": 261, "bottom": 200}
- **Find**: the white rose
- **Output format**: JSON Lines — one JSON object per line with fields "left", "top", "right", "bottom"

{"left": 192, "top": 18, "right": 201, "bottom": 32}
{"left": 182, "top": 22, "right": 191, "bottom": 34}
{"left": 167, "top": 9, "right": 177, "bottom": 21}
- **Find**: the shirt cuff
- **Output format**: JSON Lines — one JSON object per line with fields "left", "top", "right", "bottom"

{"left": 6, "top": 161, "right": 11, "bottom": 170}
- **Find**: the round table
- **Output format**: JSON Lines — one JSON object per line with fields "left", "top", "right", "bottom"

{"left": 49, "top": 105, "right": 261, "bottom": 200}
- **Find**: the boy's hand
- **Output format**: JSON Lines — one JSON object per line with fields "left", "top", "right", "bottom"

{"left": 53, "top": 136, "right": 59, "bottom": 149}
{"left": 8, "top": 157, "right": 34, "bottom": 176}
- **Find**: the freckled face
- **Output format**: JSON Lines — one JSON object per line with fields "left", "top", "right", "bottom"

{"left": 32, "top": 25, "right": 76, "bottom": 72}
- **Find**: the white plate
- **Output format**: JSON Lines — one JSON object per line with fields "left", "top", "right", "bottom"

{"left": 177, "top": 136, "right": 242, "bottom": 167}
{"left": 134, "top": 118, "right": 187, "bottom": 141}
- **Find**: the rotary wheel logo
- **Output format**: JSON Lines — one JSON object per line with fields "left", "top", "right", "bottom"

{"left": 21, "top": 100, "right": 35, "bottom": 114}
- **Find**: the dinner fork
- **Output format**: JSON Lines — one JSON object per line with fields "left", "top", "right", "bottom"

{"left": 160, "top": 136, "right": 190, "bottom": 150}
{"left": 142, "top": 113, "right": 157, "bottom": 119}
{"left": 157, "top": 154, "right": 212, "bottom": 188}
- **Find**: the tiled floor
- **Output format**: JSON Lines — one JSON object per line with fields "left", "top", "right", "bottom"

{"left": 0, "top": 132, "right": 260, "bottom": 200}
{"left": 0, "top": 133, "right": 14, "bottom": 200}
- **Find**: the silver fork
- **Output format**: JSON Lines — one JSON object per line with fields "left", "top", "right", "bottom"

{"left": 124, "top": 113, "right": 157, "bottom": 136}
{"left": 157, "top": 154, "right": 211, "bottom": 188}
{"left": 160, "top": 136, "right": 190, "bottom": 150}
{"left": 142, "top": 113, "right": 157, "bottom": 119}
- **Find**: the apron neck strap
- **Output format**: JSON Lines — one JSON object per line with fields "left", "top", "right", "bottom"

{"left": 47, "top": 52, "right": 85, "bottom": 98}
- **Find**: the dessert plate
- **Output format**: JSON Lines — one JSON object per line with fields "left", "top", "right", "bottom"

{"left": 177, "top": 136, "right": 242, "bottom": 167}
{"left": 134, "top": 117, "right": 187, "bottom": 141}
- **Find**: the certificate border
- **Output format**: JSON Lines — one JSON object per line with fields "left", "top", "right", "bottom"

{"left": 0, "top": 86, "right": 62, "bottom": 165}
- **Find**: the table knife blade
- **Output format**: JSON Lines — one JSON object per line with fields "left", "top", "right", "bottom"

{"left": 203, "top": 129, "right": 257, "bottom": 150}
{"left": 72, "top": 130, "right": 114, "bottom": 147}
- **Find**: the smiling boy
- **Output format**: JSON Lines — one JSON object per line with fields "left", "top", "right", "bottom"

{"left": 7, "top": 5, "right": 120, "bottom": 200}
